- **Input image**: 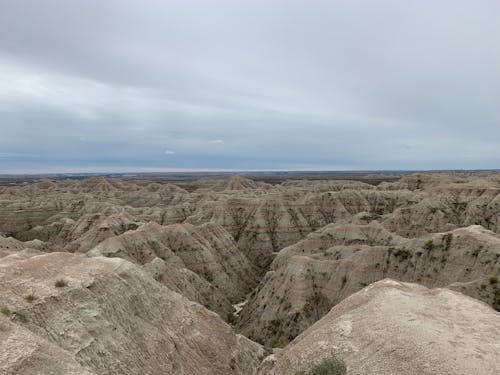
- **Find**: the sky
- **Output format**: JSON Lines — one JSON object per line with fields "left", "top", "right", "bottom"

{"left": 0, "top": 0, "right": 499, "bottom": 173}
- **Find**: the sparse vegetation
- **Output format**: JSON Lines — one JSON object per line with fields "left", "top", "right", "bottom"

{"left": 55, "top": 279, "right": 68, "bottom": 288}
{"left": 442, "top": 233, "right": 453, "bottom": 251}
{"left": 393, "top": 248, "right": 411, "bottom": 261}
{"left": 24, "top": 293, "right": 37, "bottom": 303}
{"left": 1, "top": 306, "right": 11, "bottom": 316}
{"left": 303, "top": 303, "right": 313, "bottom": 316}
{"left": 15, "top": 310, "right": 28, "bottom": 323}
{"left": 471, "top": 246, "right": 483, "bottom": 257}
{"left": 296, "top": 356, "right": 347, "bottom": 375}
{"left": 423, "top": 239, "right": 434, "bottom": 251}
{"left": 269, "top": 318, "right": 283, "bottom": 334}
{"left": 489, "top": 276, "right": 498, "bottom": 285}
{"left": 494, "top": 290, "right": 500, "bottom": 312}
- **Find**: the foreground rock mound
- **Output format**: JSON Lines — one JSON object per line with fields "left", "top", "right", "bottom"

{"left": 261, "top": 279, "right": 500, "bottom": 375}
{"left": 0, "top": 252, "right": 264, "bottom": 375}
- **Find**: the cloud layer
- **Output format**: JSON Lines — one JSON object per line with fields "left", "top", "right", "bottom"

{"left": 0, "top": 0, "right": 499, "bottom": 173}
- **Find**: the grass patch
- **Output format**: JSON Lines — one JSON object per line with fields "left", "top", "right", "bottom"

{"left": 297, "top": 356, "right": 347, "bottom": 375}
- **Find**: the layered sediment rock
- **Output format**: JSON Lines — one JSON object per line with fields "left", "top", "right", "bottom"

{"left": 238, "top": 223, "right": 500, "bottom": 346}
{"left": 0, "top": 252, "right": 264, "bottom": 375}
{"left": 89, "top": 222, "right": 256, "bottom": 317}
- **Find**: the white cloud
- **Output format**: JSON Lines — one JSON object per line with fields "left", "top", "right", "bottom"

{"left": 164, "top": 149, "right": 175, "bottom": 155}
{"left": 0, "top": 152, "right": 40, "bottom": 158}
{"left": 209, "top": 139, "right": 224, "bottom": 144}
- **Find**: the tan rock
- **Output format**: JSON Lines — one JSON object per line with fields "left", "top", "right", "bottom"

{"left": 0, "top": 252, "right": 264, "bottom": 375}
{"left": 262, "top": 279, "right": 500, "bottom": 375}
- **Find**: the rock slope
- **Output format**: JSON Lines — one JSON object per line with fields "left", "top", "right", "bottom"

{"left": 0, "top": 252, "right": 264, "bottom": 375}
{"left": 89, "top": 222, "right": 257, "bottom": 317}
{"left": 238, "top": 223, "right": 500, "bottom": 346}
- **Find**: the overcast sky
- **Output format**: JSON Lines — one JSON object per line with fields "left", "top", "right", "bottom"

{"left": 0, "top": 0, "right": 499, "bottom": 173}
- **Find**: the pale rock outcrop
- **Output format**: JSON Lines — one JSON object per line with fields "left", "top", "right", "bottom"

{"left": 260, "top": 279, "right": 500, "bottom": 375}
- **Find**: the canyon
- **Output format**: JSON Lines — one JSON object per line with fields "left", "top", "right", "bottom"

{"left": 0, "top": 172, "right": 499, "bottom": 374}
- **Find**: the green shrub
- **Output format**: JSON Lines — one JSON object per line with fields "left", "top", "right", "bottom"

{"left": 55, "top": 279, "right": 68, "bottom": 288}
{"left": 423, "top": 240, "right": 434, "bottom": 251}
{"left": 489, "top": 276, "right": 498, "bottom": 285}
{"left": 296, "top": 356, "right": 347, "bottom": 375}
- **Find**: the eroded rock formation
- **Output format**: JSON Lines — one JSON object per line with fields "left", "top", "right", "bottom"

{"left": 0, "top": 252, "right": 264, "bottom": 375}
{"left": 259, "top": 279, "right": 500, "bottom": 375}
{"left": 0, "top": 172, "right": 499, "bottom": 374}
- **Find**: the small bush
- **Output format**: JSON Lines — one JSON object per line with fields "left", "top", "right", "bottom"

{"left": 55, "top": 279, "right": 68, "bottom": 288}
{"left": 393, "top": 248, "right": 411, "bottom": 261}
{"left": 489, "top": 276, "right": 498, "bottom": 285}
{"left": 1, "top": 306, "right": 11, "bottom": 316}
{"left": 471, "top": 246, "right": 483, "bottom": 257}
{"left": 442, "top": 233, "right": 453, "bottom": 251}
{"left": 25, "top": 294, "right": 37, "bottom": 303}
{"left": 297, "top": 356, "right": 347, "bottom": 375}
{"left": 303, "top": 303, "right": 313, "bottom": 316}
{"left": 423, "top": 240, "right": 434, "bottom": 251}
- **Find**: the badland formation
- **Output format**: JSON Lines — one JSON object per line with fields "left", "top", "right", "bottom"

{"left": 0, "top": 171, "right": 499, "bottom": 374}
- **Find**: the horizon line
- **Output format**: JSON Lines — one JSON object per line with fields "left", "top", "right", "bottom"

{"left": 1, "top": 168, "right": 499, "bottom": 177}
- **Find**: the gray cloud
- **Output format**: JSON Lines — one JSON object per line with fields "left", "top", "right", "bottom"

{"left": 0, "top": 0, "right": 499, "bottom": 173}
